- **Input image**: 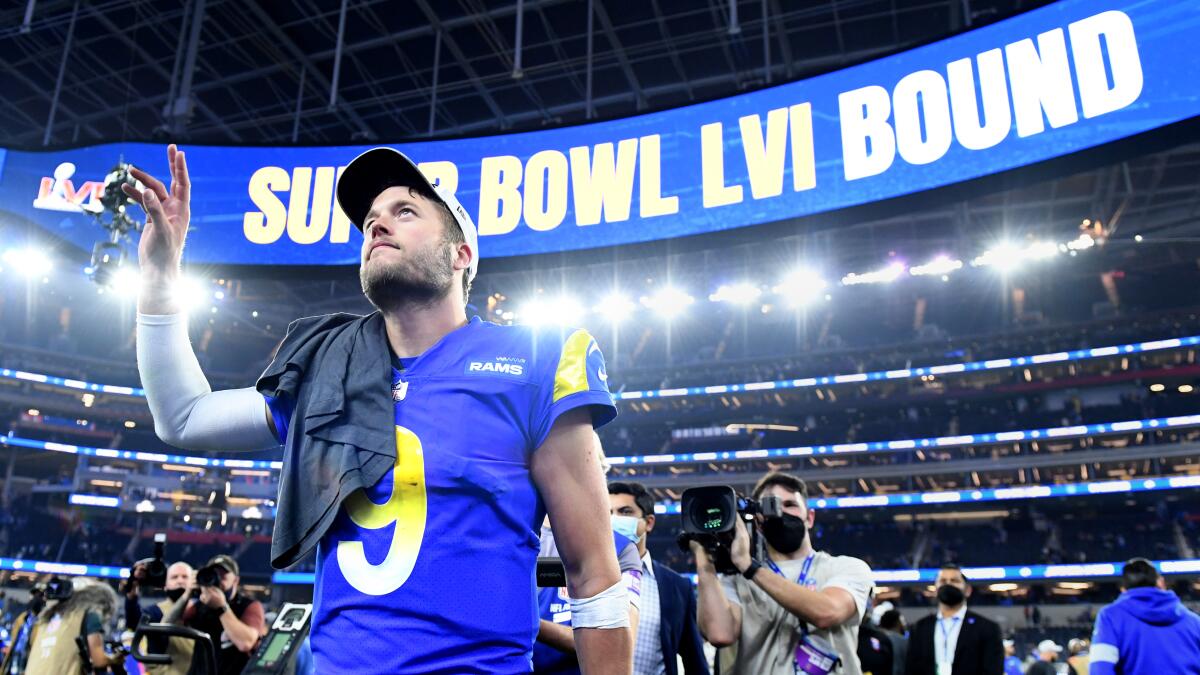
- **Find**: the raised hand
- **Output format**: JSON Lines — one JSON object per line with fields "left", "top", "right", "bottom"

{"left": 125, "top": 144, "right": 190, "bottom": 313}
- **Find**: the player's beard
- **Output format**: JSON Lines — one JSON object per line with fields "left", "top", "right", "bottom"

{"left": 360, "top": 235, "right": 455, "bottom": 311}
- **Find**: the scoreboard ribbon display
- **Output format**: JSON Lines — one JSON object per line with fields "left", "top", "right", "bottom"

{"left": 0, "top": 0, "right": 1197, "bottom": 265}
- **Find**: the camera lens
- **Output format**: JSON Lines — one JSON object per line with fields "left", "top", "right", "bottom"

{"left": 196, "top": 565, "right": 224, "bottom": 588}
{"left": 690, "top": 499, "right": 732, "bottom": 532}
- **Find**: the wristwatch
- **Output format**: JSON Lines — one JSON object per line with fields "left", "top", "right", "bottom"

{"left": 741, "top": 559, "right": 763, "bottom": 580}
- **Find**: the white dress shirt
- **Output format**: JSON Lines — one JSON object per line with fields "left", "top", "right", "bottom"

{"left": 933, "top": 604, "right": 968, "bottom": 674}
{"left": 633, "top": 550, "right": 666, "bottom": 675}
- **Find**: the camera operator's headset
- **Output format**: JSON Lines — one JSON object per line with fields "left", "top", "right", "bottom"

{"left": 130, "top": 603, "right": 312, "bottom": 675}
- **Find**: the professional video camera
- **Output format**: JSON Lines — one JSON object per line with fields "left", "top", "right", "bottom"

{"left": 676, "top": 486, "right": 782, "bottom": 574}
{"left": 44, "top": 576, "right": 73, "bottom": 601}
{"left": 128, "top": 532, "right": 169, "bottom": 590}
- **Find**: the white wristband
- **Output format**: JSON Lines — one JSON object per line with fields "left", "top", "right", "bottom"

{"left": 567, "top": 579, "right": 629, "bottom": 630}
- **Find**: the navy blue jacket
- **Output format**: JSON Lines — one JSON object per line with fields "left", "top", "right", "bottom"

{"left": 653, "top": 561, "right": 710, "bottom": 675}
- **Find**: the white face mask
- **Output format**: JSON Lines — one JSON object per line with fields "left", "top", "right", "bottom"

{"left": 611, "top": 515, "right": 642, "bottom": 544}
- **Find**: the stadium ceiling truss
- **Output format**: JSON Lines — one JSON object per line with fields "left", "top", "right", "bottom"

{"left": 1, "top": 0, "right": 1047, "bottom": 146}
{"left": 3, "top": 0, "right": 1199, "bottom": 316}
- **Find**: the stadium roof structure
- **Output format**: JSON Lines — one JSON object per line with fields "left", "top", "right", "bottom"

{"left": 3, "top": 0, "right": 1051, "bottom": 147}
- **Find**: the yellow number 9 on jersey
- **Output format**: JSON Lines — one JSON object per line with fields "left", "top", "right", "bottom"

{"left": 335, "top": 425, "right": 427, "bottom": 596}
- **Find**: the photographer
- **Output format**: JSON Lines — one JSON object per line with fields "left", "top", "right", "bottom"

{"left": 22, "top": 577, "right": 125, "bottom": 675}
{"left": 693, "top": 472, "right": 873, "bottom": 675}
{"left": 0, "top": 587, "right": 45, "bottom": 674}
{"left": 180, "top": 555, "right": 265, "bottom": 675}
{"left": 125, "top": 561, "right": 195, "bottom": 674}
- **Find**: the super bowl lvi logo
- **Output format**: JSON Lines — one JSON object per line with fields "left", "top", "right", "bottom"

{"left": 32, "top": 162, "right": 104, "bottom": 214}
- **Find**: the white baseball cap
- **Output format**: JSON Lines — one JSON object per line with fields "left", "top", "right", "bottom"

{"left": 336, "top": 147, "right": 479, "bottom": 282}
{"left": 1037, "top": 640, "right": 1063, "bottom": 653}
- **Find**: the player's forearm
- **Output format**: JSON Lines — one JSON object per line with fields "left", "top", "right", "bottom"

{"left": 573, "top": 625, "right": 632, "bottom": 675}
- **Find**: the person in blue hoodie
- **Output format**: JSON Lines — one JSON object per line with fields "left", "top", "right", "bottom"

{"left": 1090, "top": 558, "right": 1200, "bottom": 674}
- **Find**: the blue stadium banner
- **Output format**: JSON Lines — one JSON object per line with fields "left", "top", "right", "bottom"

{"left": 0, "top": 0, "right": 1196, "bottom": 266}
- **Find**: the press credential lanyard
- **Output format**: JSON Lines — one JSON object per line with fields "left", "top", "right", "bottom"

{"left": 937, "top": 615, "right": 962, "bottom": 675}
{"left": 766, "top": 553, "right": 815, "bottom": 586}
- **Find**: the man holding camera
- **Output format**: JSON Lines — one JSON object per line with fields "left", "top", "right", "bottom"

{"left": 179, "top": 555, "right": 266, "bottom": 675}
{"left": 124, "top": 561, "right": 195, "bottom": 674}
{"left": 693, "top": 472, "right": 874, "bottom": 675}
{"left": 21, "top": 577, "right": 126, "bottom": 675}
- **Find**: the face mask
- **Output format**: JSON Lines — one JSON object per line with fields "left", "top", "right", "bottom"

{"left": 166, "top": 588, "right": 186, "bottom": 602}
{"left": 611, "top": 515, "right": 642, "bottom": 544}
{"left": 761, "top": 513, "right": 807, "bottom": 554}
{"left": 936, "top": 584, "right": 965, "bottom": 606}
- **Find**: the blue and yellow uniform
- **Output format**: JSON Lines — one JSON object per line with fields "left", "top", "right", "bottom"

{"left": 266, "top": 316, "right": 616, "bottom": 674}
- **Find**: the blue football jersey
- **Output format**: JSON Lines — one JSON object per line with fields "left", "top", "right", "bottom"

{"left": 266, "top": 316, "right": 616, "bottom": 674}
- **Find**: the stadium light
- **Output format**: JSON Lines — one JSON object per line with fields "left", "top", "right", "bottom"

{"left": 709, "top": 283, "right": 762, "bottom": 305}
{"left": 642, "top": 287, "right": 694, "bottom": 319}
{"left": 974, "top": 241, "right": 1059, "bottom": 272}
{"left": 972, "top": 243, "right": 1022, "bottom": 271}
{"left": 2, "top": 247, "right": 53, "bottom": 279}
{"left": 774, "top": 269, "right": 827, "bottom": 308}
{"left": 842, "top": 261, "right": 906, "bottom": 286}
{"left": 1026, "top": 240, "right": 1059, "bottom": 260}
{"left": 909, "top": 255, "right": 963, "bottom": 277}
{"left": 595, "top": 293, "right": 636, "bottom": 323}
{"left": 109, "top": 266, "right": 141, "bottom": 300}
{"left": 518, "top": 296, "right": 583, "bottom": 327}
{"left": 517, "top": 300, "right": 550, "bottom": 326}
{"left": 171, "top": 276, "right": 211, "bottom": 311}
{"left": 1067, "top": 233, "right": 1096, "bottom": 251}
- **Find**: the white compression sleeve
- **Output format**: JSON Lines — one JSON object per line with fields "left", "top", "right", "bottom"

{"left": 136, "top": 313, "right": 279, "bottom": 452}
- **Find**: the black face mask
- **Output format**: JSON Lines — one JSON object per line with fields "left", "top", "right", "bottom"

{"left": 166, "top": 588, "right": 187, "bottom": 602}
{"left": 761, "top": 513, "right": 808, "bottom": 554}
{"left": 936, "top": 584, "right": 966, "bottom": 606}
